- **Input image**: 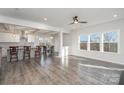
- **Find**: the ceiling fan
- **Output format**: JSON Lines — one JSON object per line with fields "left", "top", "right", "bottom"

{"left": 69, "top": 16, "right": 88, "bottom": 25}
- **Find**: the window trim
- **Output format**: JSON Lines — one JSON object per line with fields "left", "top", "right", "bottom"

{"left": 78, "top": 35, "right": 88, "bottom": 51}
{"left": 102, "top": 30, "right": 120, "bottom": 54}
{"left": 90, "top": 32, "right": 101, "bottom": 52}
{"left": 78, "top": 29, "right": 120, "bottom": 54}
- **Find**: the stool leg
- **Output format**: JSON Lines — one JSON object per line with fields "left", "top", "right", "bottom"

{"left": 35, "top": 52, "right": 36, "bottom": 58}
{"left": 17, "top": 55, "right": 18, "bottom": 62}
{"left": 29, "top": 53, "right": 30, "bottom": 59}
{"left": 23, "top": 52, "right": 25, "bottom": 60}
{"left": 10, "top": 56, "right": 12, "bottom": 62}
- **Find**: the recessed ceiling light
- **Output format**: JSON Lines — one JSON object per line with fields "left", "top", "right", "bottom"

{"left": 113, "top": 14, "right": 118, "bottom": 18}
{"left": 44, "top": 18, "right": 47, "bottom": 21}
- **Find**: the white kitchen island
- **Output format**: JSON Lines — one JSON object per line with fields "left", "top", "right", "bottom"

{"left": 7, "top": 47, "right": 37, "bottom": 62}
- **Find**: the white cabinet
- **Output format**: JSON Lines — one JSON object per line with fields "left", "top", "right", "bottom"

{"left": 8, "top": 34, "right": 20, "bottom": 42}
{"left": 0, "top": 33, "right": 20, "bottom": 42}
{"left": 28, "top": 34, "right": 35, "bottom": 42}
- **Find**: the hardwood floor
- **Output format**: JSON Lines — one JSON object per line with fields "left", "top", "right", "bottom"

{"left": 0, "top": 54, "right": 124, "bottom": 85}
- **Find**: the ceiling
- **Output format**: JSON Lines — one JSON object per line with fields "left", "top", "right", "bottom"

{"left": 0, "top": 8, "right": 124, "bottom": 30}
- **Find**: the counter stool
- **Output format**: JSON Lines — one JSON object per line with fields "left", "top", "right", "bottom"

{"left": 51, "top": 46, "right": 54, "bottom": 54}
{"left": 35, "top": 46, "right": 41, "bottom": 58}
{"left": 43, "top": 46, "right": 47, "bottom": 53}
{"left": 9, "top": 46, "right": 18, "bottom": 62}
{"left": 23, "top": 46, "right": 31, "bottom": 60}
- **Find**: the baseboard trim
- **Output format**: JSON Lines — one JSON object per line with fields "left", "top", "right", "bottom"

{"left": 69, "top": 54, "right": 124, "bottom": 66}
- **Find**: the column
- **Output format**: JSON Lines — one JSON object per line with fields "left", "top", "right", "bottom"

{"left": 59, "top": 31, "right": 63, "bottom": 57}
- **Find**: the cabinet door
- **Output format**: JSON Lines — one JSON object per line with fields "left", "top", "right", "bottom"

{"left": 28, "top": 35, "right": 35, "bottom": 42}
{"left": 0, "top": 33, "right": 20, "bottom": 42}
{"left": 11, "top": 34, "right": 20, "bottom": 42}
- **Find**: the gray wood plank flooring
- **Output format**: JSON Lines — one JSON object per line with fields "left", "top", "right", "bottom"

{"left": 0, "top": 55, "right": 124, "bottom": 85}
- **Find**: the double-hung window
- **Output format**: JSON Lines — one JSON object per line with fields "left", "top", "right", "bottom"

{"left": 90, "top": 33, "right": 101, "bottom": 51}
{"left": 104, "top": 32, "right": 118, "bottom": 53}
{"left": 80, "top": 35, "right": 88, "bottom": 50}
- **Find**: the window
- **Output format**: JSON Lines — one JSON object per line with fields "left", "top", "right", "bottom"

{"left": 90, "top": 33, "right": 100, "bottom": 51}
{"left": 80, "top": 35, "right": 88, "bottom": 50}
{"left": 79, "top": 30, "right": 119, "bottom": 53}
{"left": 104, "top": 32, "right": 118, "bottom": 53}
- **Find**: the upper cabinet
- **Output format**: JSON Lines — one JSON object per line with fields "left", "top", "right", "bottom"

{"left": 0, "top": 33, "right": 35, "bottom": 43}
{"left": 0, "top": 33, "right": 20, "bottom": 42}
{"left": 27, "top": 34, "right": 35, "bottom": 42}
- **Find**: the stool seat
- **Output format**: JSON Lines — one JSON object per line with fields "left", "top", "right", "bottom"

{"left": 11, "top": 52, "right": 17, "bottom": 54}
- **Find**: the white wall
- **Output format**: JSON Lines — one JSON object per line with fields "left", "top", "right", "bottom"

{"left": 52, "top": 33, "right": 60, "bottom": 52}
{"left": 63, "top": 33, "right": 72, "bottom": 46}
{"left": 53, "top": 32, "right": 70, "bottom": 53}
{"left": 63, "top": 33, "right": 72, "bottom": 54}
{"left": 70, "top": 19, "right": 124, "bottom": 65}
{"left": 52, "top": 32, "right": 72, "bottom": 54}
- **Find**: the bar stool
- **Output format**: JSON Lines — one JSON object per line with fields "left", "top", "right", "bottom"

{"left": 43, "top": 46, "right": 47, "bottom": 53}
{"left": 9, "top": 46, "right": 18, "bottom": 62}
{"left": 51, "top": 46, "right": 54, "bottom": 54}
{"left": 35, "top": 46, "right": 41, "bottom": 58}
{"left": 23, "top": 46, "right": 31, "bottom": 60}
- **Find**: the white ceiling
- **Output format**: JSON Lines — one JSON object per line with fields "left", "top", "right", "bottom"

{"left": 0, "top": 8, "right": 124, "bottom": 30}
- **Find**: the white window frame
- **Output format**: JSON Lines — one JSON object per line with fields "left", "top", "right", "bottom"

{"left": 102, "top": 30, "right": 120, "bottom": 54}
{"left": 78, "top": 34, "right": 88, "bottom": 51}
{"left": 89, "top": 32, "right": 101, "bottom": 52}
{"left": 78, "top": 29, "right": 120, "bottom": 54}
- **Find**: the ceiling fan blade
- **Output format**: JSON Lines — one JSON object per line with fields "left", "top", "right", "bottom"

{"left": 78, "top": 21, "right": 88, "bottom": 23}
{"left": 69, "top": 16, "right": 88, "bottom": 25}
{"left": 69, "top": 22, "right": 74, "bottom": 25}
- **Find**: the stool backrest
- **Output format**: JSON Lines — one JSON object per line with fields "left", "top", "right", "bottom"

{"left": 24, "top": 46, "right": 31, "bottom": 52}
{"left": 36, "top": 46, "right": 41, "bottom": 51}
{"left": 51, "top": 46, "right": 54, "bottom": 49}
{"left": 9, "top": 46, "right": 18, "bottom": 54}
{"left": 43, "top": 46, "right": 47, "bottom": 50}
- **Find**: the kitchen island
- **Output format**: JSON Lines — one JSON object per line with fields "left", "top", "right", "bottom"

{"left": 7, "top": 47, "right": 37, "bottom": 61}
